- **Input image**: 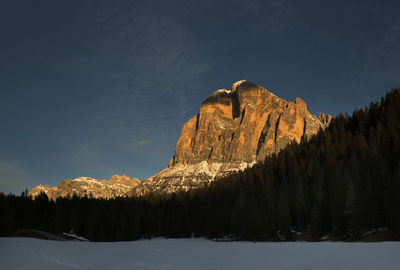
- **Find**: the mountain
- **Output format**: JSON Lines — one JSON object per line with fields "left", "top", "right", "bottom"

{"left": 29, "top": 175, "right": 140, "bottom": 200}
{"left": 28, "top": 80, "right": 331, "bottom": 199}
{"left": 131, "top": 80, "right": 332, "bottom": 195}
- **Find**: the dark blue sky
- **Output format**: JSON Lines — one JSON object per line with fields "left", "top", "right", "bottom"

{"left": 1, "top": 0, "right": 400, "bottom": 194}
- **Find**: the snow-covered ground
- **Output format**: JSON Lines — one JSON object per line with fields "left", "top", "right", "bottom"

{"left": 1, "top": 237, "right": 399, "bottom": 270}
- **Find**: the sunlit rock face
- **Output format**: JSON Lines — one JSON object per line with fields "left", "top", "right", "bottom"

{"left": 131, "top": 80, "right": 331, "bottom": 196}
{"left": 29, "top": 175, "right": 140, "bottom": 200}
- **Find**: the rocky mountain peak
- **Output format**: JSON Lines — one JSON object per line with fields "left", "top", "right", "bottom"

{"left": 294, "top": 97, "right": 307, "bottom": 111}
{"left": 29, "top": 174, "right": 140, "bottom": 200}
{"left": 109, "top": 174, "right": 140, "bottom": 186}
{"left": 73, "top": 177, "right": 97, "bottom": 182}
{"left": 232, "top": 79, "right": 247, "bottom": 91}
{"left": 131, "top": 80, "right": 332, "bottom": 195}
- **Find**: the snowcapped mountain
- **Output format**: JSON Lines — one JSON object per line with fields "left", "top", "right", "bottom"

{"left": 29, "top": 175, "right": 140, "bottom": 200}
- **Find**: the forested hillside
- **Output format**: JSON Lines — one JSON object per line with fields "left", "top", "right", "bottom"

{"left": 1, "top": 89, "right": 400, "bottom": 241}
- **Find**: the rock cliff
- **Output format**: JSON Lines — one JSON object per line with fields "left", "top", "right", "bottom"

{"left": 131, "top": 80, "right": 331, "bottom": 195}
{"left": 29, "top": 175, "right": 140, "bottom": 200}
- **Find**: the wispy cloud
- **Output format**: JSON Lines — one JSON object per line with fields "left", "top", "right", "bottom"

{"left": 132, "top": 140, "right": 152, "bottom": 149}
{"left": 89, "top": 1, "right": 211, "bottom": 82}
{"left": 74, "top": 1, "right": 213, "bottom": 131}
{"left": 350, "top": 12, "right": 400, "bottom": 92}
{"left": 0, "top": 161, "right": 35, "bottom": 195}
{"left": 232, "top": 0, "right": 300, "bottom": 36}
{"left": 73, "top": 143, "right": 101, "bottom": 168}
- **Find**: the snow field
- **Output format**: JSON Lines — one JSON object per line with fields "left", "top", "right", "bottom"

{"left": 1, "top": 237, "right": 399, "bottom": 270}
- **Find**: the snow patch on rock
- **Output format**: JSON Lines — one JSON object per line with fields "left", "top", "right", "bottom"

{"left": 232, "top": 80, "right": 247, "bottom": 91}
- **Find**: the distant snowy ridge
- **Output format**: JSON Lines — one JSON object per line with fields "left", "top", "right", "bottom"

{"left": 29, "top": 174, "right": 140, "bottom": 200}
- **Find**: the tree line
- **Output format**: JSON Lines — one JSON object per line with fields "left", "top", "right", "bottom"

{"left": 1, "top": 89, "right": 400, "bottom": 241}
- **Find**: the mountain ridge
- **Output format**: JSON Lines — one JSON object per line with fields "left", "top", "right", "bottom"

{"left": 130, "top": 80, "right": 332, "bottom": 195}
{"left": 29, "top": 80, "right": 332, "bottom": 199}
{"left": 29, "top": 175, "right": 140, "bottom": 200}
